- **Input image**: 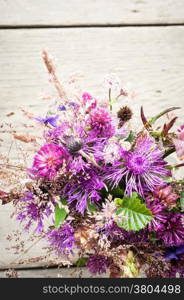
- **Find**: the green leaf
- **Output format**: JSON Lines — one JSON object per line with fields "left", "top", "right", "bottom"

{"left": 149, "top": 107, "right": 180, "bottom": 125}
{"left": 125, "top": 131, "right": 135, "bottom": 143}
{"left": 110, "top": 186, "right": 124, "bottom": 198}
{"left": 115, "top": 196, "right": 153, "bottom": 231}
{"left": 87, "top": 200, "right": 97, "bottom": 213}
{"left": 54, "top": 204, "right": 67, "bottom": 228}
{"left": 76, "top": 257, "right": 88, "bottom": 267}
{"left": 60, "top": 198, "right": 67, "bottom": 205}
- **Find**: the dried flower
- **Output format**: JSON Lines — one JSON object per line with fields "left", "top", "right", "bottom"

{"left": 117, "top": 106, "right": 133, "bottom": 127}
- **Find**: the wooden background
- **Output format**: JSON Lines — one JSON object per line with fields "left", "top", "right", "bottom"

{"left": 0, "top": 0, "right": 184, "bottom": 276}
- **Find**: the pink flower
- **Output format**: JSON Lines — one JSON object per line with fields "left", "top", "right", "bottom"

{"left": 154, "top": 185, "right": 179, "bottom": 208}
{"left": 32, "top": 143, "right": 68, "bottom": 179}
{"left": 88, "top": 107, "right": 115, "bottom": 138}
{"left": 174, "top": 125, "right": 184, "bottom": 159}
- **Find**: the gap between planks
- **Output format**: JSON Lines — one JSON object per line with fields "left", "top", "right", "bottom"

{"left": 1, "top": 23, "right": 184, "bottom": 30}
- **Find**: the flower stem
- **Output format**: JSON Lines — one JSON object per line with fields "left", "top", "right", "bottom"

{"left": 109, "top": 88, "right": 112, "bottom": 111}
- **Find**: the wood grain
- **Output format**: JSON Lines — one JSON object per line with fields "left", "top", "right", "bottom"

{"left": 0, "top": 26, "right": 184, "bottom": 268}
{"left": 0, "top": 0, "right": 184, "bottom": 27}
{"left": 0, "top": 27, "right": 184, "bottom": 116}
{"left": 0, "top": 267, "right": 107, "bottom": 278}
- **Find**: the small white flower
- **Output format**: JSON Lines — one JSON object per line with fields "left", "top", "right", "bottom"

{"left": 103, "top": 142, "right": 120, "bottom": 164}
{"left": 103, "top": 73, "right": 121, "bottom": 90}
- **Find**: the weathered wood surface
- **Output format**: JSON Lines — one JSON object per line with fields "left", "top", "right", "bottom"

{"left": 1, "top": 26, "right": 184, "bottom": 268}
{"left": 0, "top": 27, "right": 184, "bottom": 115}
{"left": 1, "top": 0, "right": 184, "bottom": 27}
{"left": 0, "top": 267, "right": 106, "bottom": 278}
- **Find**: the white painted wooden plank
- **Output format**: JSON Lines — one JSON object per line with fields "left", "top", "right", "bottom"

{"left": 0, "top": 27, "right": 184, "bottom": 116}
{"left": 1, "top": 0, "right": 184, "bottom": 26}
{"left": 0, "top": 26, "right": 184, "bottom": 268}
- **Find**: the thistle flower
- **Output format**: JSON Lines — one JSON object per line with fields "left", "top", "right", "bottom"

{"left": 62, "top": 169, "right": 105, "bottom": 214}
{"left": 157, "top": 213, "right": 184, "bottom": 246}
{"left": 87, "top": 107, "right": 115, "bottom": 138}
{"left": 47, "top": 223, "right": 75, "bottom": 254}
{"left": 105, "top": 134, "right": 170, "bottom": 197}
{"left": 87, "top": 255, "right": 110, "bottom": 274}
{"left": 146, "top": 198, "right": 167, "bottom": 232}
{"left": 31, "top": 143, "right": 69, "bottom": 179}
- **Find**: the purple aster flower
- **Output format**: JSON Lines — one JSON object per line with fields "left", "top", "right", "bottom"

{"left": 157, "top": 213, "right": 184, "bottom": 246}
{"left": 35, "top": 115, "right": 59, "bottom": 127}
{"left": 31, "top": 143, "right": 69, "bottom": 179}
{"left": 46, "top": 121, "right": 71, "bottom": 140}
{"left": 87, "top": 255, "right": 110, "bottom": 275}
{"left": 105, "top": 134, "right": 171, "bottom": 197}
{"left": 16, "top": 191, "right": 53, "bottom": 232}
{"left": 146, "top": 198, "right": 167, "bottom": 232}
{"left": 63, "top": 169, "right": 105, "bottom": 214}
{"left": 47, "top": 223, "right": 75, "bottom": 254}
{"left": 87, "top": 107, "right": 115, "bottom": 138}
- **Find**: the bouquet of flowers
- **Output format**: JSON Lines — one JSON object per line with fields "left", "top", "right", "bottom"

{"left": 1, "top": 51, "right": 184, "bottom": 278}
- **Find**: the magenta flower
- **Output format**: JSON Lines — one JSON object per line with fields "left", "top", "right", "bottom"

{"left": 82, "top": 92, "right": 97, "bottom": 111}
{"left": 87, "top": 255, "right": 110, "bottom": 275}
{"left": 157, "top": 213, "right": 184, "bottom": 246}
{"left": 87, "top": 107, "right": 115, "bottom": 138}
{"left": 32, "top": 143, "right": 68, "bottom": 179}
{"left": 105, "top": 135, "right": 171, "bottom": 197}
